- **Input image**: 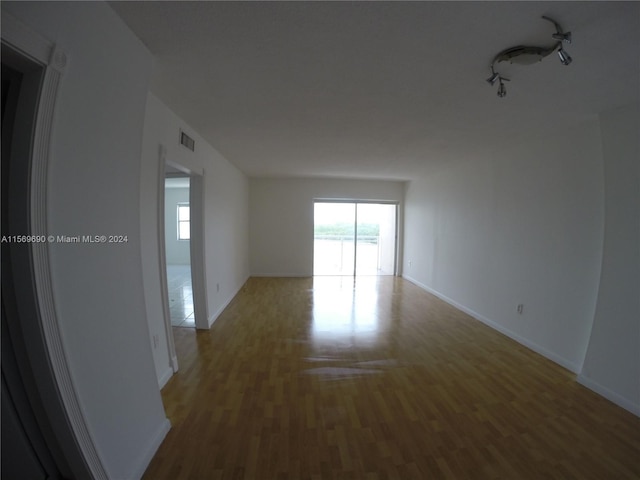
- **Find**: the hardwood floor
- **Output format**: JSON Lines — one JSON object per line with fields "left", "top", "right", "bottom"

{"left": 144, "top": 276, "right": 640, "bottom": 479}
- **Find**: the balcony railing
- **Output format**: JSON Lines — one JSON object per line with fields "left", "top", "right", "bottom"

{"left": 313, "top": 234, "right": 379, "bottom": 244}
{"left": 313, "top": 235, "right": 381, "bottom": 275}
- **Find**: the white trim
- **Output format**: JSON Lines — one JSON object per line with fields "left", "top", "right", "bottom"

{"left": 171, "top": 355, "right": 179, "bottom": 374}
{"left": 1, "top": 12, "right": 52, "bottom": 64}
{"left": 189, "top": 173, "right": 210, "bottom": 330}
{"left": 157, "top": 367, "right": 174, "bottom": 390}
{"left": 48, "top": 45, "right": 68, "bottom": 74}
{"left": 402, "top": 275, "right": 640, "bottom": 417}
{"left": 2, "top": 12, "right": 110, "bottom": 480}
{"left": 157, "top": 146, "right": 179, "bottom": 374}
{"left": 161, "top": 160, "right": 208, "bottom": 331}
{"left": 207, "top": 274, "right": 250, "bottom": 327}
{"left": 402, "top": 274, "right": 581, "bottom": 373}
{"left": 250, "top": 273, "right": 311, "bottom": 278}
{"left": 129, "top": 419, "right": 171, "bottom": 480}
{"left": 577, "top": 374, "right": 640, "bottom": 417}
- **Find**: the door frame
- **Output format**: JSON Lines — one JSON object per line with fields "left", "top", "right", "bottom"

{"left": 156, "top": 145, "right": 209, "bottom": 368}
{"left": 156, "top": 148, "right": 179, "bottom": 372}
{"left": 188, "top": 173, "right": 209, "bottom": 329}
{"left": 2, "top": 12, "right": 107, "bottom": 479}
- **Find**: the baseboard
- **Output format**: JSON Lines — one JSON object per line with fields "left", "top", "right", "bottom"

{"left": 131, "top": 418, "right": 171, "bottom": 480}
{"left": 208, "top": 275, "right": 250, "bottom": 327}
{"left": 249, "top": 273, "right": 311, "bottom": 278}
{"left": 577, "top": 374, "right": 640, "bottom": 417}
{"left": 171, "top": 355, "right": 179, "bottom": 373}
{"left": 401, "top": 275, "right": 580, "bottom": 373}
{"left": 157, "top": 366, "right": 173, "bottom": 389}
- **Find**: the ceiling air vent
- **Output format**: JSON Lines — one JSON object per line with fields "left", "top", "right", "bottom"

{"left": 180, "top": 130, "right": 195, "bottom": 152}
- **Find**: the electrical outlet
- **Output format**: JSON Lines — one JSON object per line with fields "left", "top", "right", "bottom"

{"left": 153, "top": 334, "right": 159, "bottom": 348}
{"left": 216, "top": 283, "right": 220, "bottom": 292}
{"left": 517, "top": 304, "right": 524, "bottom": 314}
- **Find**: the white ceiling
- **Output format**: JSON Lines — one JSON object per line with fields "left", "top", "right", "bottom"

{"left": 111, "top": 1, "right": 639, "bottom": 181}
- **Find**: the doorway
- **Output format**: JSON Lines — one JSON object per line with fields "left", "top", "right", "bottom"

{"left": 157, "top": 152, "right": 209, "bottom": 343}
{"left": 1, "top": 39, "right": 99, "bottom": 478}
{"left": 313, "top": 201, "right": 397, "bottom": 276}
{"left": 156, "top": 157, "right": 209, "bottom": 374}
{"left": 2, "top": 49, "right": 65, "bottom": 480}
{"left": 164, "top": 176, "right": 195, "bottom": 328}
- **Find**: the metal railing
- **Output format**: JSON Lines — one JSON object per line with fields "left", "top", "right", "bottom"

{"left": 313, "top": 235, "right": 381, "bottom": 274}
{"left": 313, "top": 234, "right": 379, "bottom": 244}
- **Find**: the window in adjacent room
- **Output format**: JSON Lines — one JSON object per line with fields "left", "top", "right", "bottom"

{"left": 177, "top": 202, "right": 190, "bottom": 240}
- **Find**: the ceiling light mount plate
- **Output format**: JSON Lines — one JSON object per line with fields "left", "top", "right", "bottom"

{"left": 493, "top": 44, "right": 559, "bottom": 66}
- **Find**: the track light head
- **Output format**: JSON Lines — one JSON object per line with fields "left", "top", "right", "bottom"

{"left": 486, "top": 71, "right": 500, "bottom": 85}
{"left": 557, "top": 47, "right": 572, "bottom": 66}
{"left": 497, "top": 78, "right": 508, "bottom": 98}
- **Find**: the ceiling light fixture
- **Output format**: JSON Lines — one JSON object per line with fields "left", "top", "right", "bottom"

{"left": 486, "top": 16, "right": 573, "bottom": 98}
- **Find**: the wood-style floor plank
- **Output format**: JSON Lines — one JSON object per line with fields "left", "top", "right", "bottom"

{"left": 144, "top": 276, "right": 640, "bottom": 479}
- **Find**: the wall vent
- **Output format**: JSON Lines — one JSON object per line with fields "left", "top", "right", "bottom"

{"left": 180, "top": 130, "right": 195, "bottom": 152}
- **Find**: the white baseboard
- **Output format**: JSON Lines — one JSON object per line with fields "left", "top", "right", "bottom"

{"left": 402, "top": 275, "right": 639, "bottom": 418}
{"left": 131, "top": 418, "right": 171, "bottom": 480}
{"left": 171, "top": 355, "right": 179, "bottom": 373}
{"left": 577, "top": 374, "right": 640, "bottom": 417}
{"left": 402, "top": 275, "right": 580, "bottom": 373}
{"left": 249, "top": 273, "right": 311, "bottom": 278}
{"left": 208, "top": 275, "right": 251, "bottom": 327}
{"left": 157, "top": 366, "right": 173, "bottom": 389}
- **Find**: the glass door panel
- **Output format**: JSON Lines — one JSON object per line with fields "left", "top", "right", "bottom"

{"left": 313, "top": 202, "right": 355, "bottom": 275}
{"left": 355, "top": 203, "right": 396, "bottom": 276}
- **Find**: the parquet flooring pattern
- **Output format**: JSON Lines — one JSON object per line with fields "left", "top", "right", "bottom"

{"left": 143, "top": 276, "right": 640, "bottom": 479}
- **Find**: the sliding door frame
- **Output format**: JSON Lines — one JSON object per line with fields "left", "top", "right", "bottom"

{"left": 313, "top": 199, "right": 399, "bottom": 277}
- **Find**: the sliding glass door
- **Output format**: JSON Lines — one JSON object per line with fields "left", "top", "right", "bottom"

{"left": 313, "top": 202, "right": 355, "bottom": 275}
{"left": 313, "top": 201, "right": 397, "bottom": 276}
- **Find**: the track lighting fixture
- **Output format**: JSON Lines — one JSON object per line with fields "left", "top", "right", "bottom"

{"left": 557, "top": 47, "right": 572, "bottom": 66}
{"left": 486, "top": 16, "right": 573, "bottom": 98}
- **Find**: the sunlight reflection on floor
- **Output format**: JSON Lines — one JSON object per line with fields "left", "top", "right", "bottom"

{"left": 310, "top": 276, "right": 383, "bottom": 349}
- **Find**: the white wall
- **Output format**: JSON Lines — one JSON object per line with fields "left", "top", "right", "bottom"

{"left": 579, "top": 104, "right": 640, "bottom": 415}
{"left": 403, "top": 118, "right": 605, "bottom": 373}
{"left": 164, "top": 186, "right": 190, "bottom": 265}
{"left": 2, "top": 2, "right": 170, "bottom": 479}
{"left": 378, "top": 205, "right": 397, "bottom": 275}
{"left": 140, "top": 92, "right": 250, "bottom": 384}
{"left": 249, "top": 178, "right": 405, "bottom": 276}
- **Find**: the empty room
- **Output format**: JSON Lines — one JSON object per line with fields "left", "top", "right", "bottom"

{"left": 1, "top": 1, "right": 638, "bottom": 479}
